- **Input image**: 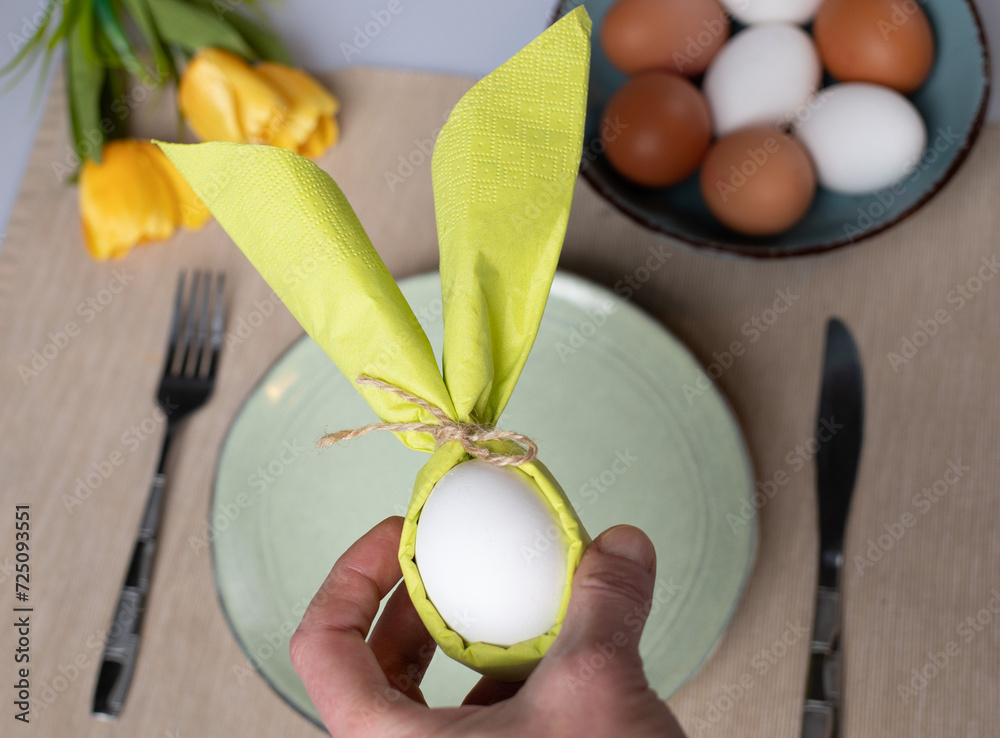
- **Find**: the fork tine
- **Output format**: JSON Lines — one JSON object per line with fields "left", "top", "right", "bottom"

{"left": 177, "top": 271, "right": 202, "bottom": 376}
{"left": 164, "top": 271, "right": 187, "bottom": 373}
{"left": 193, "top": 272, "right": 212, "bottom": 377}
{"left": 207, "top": 273, "right": 226, "bottom": 380}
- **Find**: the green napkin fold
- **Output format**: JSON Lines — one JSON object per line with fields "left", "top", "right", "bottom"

{"left": 158, "top": 5, "right": 592, "bottom": 680}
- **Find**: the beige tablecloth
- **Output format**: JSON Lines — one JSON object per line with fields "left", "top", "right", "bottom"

{"left": 1, "top": 67, "right": 998, "bottom": 737}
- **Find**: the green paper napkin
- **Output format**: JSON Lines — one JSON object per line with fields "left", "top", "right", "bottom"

{"left": 434, "top": 10, "right": 591, "bottom": 424}
{"left": 158, "top": 5, "right": 592, "bottom": 680}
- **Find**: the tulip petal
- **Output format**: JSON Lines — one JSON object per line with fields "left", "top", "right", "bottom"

{"left": 255, "top": 62, "right": 337, "bottom": 115}
{"left": 180, "top": 49, "right": 286, "bottom": 144}
{"left": 178, "top": 51, "right": 243, "bottom": 142}
{"left": 146, "top": 145, "right": 211, "bottom": 230}
{"left": 299, "top": 115, "right": 339, "bottom": 159}
{"left": 79, "top": 140, "right": 181, "bottom": 260}
{"left": 255, "top": 62, "right": 338, "bottom": 156}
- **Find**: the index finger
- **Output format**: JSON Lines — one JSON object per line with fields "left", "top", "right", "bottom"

{"left": 289, "top": 516, "right": 422, "bottom": 730}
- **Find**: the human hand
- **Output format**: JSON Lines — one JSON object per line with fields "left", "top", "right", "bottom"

{"left": 290, "top": 516, "right": 687, "bottom": 737}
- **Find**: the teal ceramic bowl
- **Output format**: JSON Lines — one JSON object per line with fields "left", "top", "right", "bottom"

{"left": 556, "top": 0, "right": 991, "bottom": 258}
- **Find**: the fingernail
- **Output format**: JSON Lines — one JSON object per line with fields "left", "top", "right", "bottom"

{"left": 597, "top": 525, "right": 655, "bottom": 572}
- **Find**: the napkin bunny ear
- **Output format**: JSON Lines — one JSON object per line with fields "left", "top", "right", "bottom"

{"left": 433, "top": 8, "right": 591, "bottom": 425}
{"left": 157, "top": 141, "right": 456, "bottom": 453}
{"left": 160, "top": 6, "right": 591, "bottom": 440}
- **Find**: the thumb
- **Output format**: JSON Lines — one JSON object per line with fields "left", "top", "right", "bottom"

{"left": 549, "top": 525, "right": 657, "bottom": 662}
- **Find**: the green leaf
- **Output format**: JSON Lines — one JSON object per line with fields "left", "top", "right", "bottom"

{"left": 100, "top": 67, "right": 129, "bottom": 142}
{"left": 120, "top": 0, "right": 178, "bottom": 85}
{"left": 93, "top": 0, "right": 151, "bottom": 80}
{"left": 47, "top": 0, "right": 85, "bottom": 51}
{"left": 147, "top": 0, "right": 256, "bottom": 58}
{"left": 75, "top": 4, "right": 104, "bottom": 66}
{"left": 33, "top": 0, "right": 85, "bottom": 109}
{"left": 187, "top": 0, "right": 291, "bottom": 63}
{"left": 92, "top": 21, "right": 122, "bottom": 68}
{"left": 219, "top": 9, "right": 291, "bottom": 64}
{"left": 67, "top": 5, "right": 107, "bottom": 166}
{"left": 0, "top": 0, "right": 57, "bottom": 82}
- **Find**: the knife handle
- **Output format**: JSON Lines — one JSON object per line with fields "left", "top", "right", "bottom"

{"left": 803, "top": 586, "right": 841, "bottom": 738}
{"left": 92, "top": 472, "right": 165, "bottom": 718}
{"left": 810, "top": 585, "right": 840, "bottom": 655}
{"left": 802, "top": 699, "right": 836, "bottom": 738}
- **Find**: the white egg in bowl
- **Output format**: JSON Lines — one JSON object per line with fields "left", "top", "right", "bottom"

{"left": 794, "top": 83, "right": 928, "bottom": 195}
{"left": 702, "top": 23, "right": 822, "bottom": 137}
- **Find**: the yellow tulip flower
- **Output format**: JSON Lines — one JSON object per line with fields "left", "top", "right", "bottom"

{"left": 179, "top": 49, "right": 340, "bottom": 157}
{"left": 79, "top": 140, "right": 210, "bottom": 260}
{"left": 255, "top": 62, "right": 340, "bottom": 157}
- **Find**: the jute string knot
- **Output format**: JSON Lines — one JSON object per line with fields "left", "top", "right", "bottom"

{"left": 316, "top": 375, "right": 538, "bottom": 466}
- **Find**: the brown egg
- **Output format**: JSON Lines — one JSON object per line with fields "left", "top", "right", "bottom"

{"left": 700, "top": 127, "right": 816, "bottom": 237}
{"left": 602, "top": 73, "right": 712, "bottom": 188}
{"left": 814, "top": 0, "right": 935, "bottom": 94}
{"left": 600, "top": 0, "right": 730, "bottom": 77}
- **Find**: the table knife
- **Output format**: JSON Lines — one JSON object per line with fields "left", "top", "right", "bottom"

{"left": 802, "top": 317, "right": 864, "bottom": 738}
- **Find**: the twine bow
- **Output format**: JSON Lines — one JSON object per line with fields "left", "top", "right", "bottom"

{"left": 316, "top": 375, "right": 538, "bottom": 466}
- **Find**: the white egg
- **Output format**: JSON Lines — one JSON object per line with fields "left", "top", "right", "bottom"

{"left": 794, "top": 83, "right": 927, "bottom": 194}
{"left": 414, "top": 460, "right": 569, "bottom": 647}
{"left": 703, "top": 24, "right": 821, "bottom": 137}
{"left": 720, "top": 0, "right": 824, "bottom": 25}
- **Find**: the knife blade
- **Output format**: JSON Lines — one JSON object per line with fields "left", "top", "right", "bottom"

{"left": 802, "top": 317, "right": 864, "bottom": 738}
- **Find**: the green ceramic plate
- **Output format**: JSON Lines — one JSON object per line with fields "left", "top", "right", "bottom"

{"left": 212, "top": 271, "right": 756, "bottom": 726}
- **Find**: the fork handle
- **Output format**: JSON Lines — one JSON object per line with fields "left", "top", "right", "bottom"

{"left": 92, "top": 471, "right": 167, "bottom": 718}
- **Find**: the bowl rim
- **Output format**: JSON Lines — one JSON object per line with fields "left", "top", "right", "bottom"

{"left": 555, "top": 0, "right": 993, "bottom": 260}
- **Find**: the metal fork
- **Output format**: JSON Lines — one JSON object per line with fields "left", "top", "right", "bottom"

{"left": 92, "top": 271, "right": 225, "bottom": 719}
